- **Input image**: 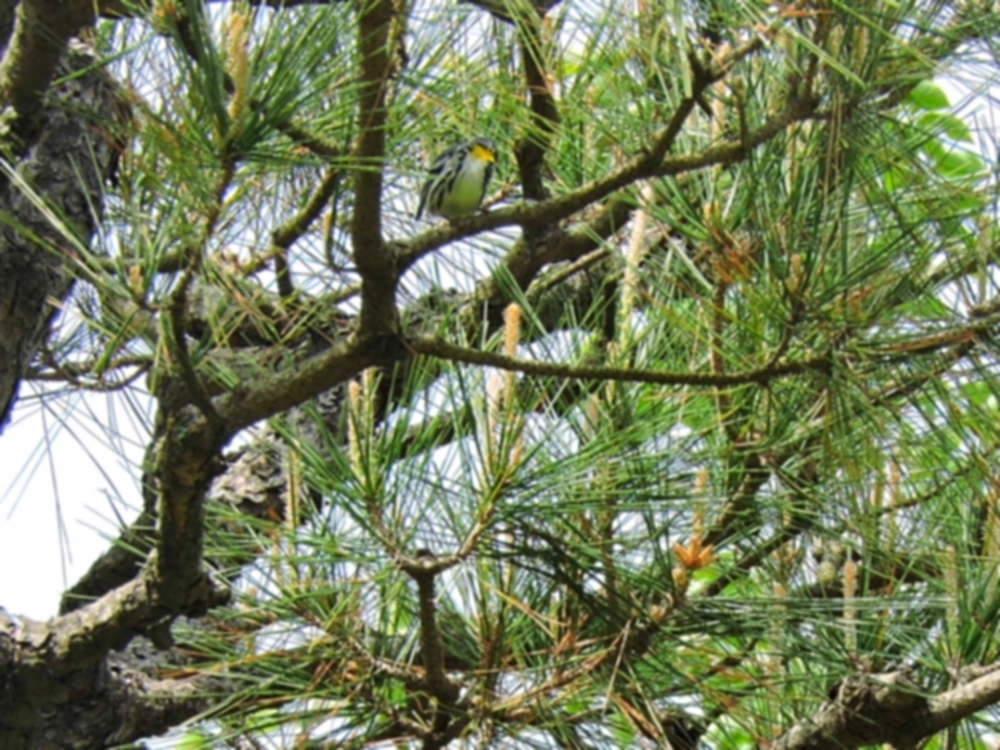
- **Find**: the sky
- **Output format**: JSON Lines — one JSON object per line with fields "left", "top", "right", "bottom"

{"left": 0, "top": 387, "right": 149, "bottom": 620}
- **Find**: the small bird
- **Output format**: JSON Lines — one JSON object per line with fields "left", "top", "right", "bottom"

{"left": 415, "top": 137, "right": 497, "bottom": 220}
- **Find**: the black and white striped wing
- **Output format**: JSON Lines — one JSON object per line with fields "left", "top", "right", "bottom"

{"left": 415, "top": 143, "right": 466, "bottom": 219}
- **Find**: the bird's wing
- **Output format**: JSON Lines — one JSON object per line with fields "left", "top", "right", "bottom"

{"left": 415, "top": 143, "right": 466, "bottom": 218}
{"left": 415, "top": 177, "right": 433, "bottom": 218}
{"left": 427, "top": 145, "right": 459, "bottom": 175}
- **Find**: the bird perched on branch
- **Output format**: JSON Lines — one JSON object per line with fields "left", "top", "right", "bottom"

{"left": 415, "top": 137, "right": 497, "bottom": 220}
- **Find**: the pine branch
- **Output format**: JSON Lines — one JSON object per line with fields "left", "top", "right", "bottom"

{"left": 406, "top": 335, "right": 831, "bottom": 387}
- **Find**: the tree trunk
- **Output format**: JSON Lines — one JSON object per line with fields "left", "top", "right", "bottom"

{"left": 0, "top": 41, "right": 119, "bottom": 431}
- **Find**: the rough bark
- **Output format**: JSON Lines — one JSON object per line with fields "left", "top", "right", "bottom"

{"left": 772, "top": 669, "right": 1000, "bottom": 750}
{"left": 0, "top": 42, "right": 120, "bottom": 431}
{"left": 0, "top": 609, "right": 223, "bottom": 750}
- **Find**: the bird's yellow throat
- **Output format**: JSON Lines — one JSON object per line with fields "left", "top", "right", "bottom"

{"left": 470, "top": 143, "right": 496, "bottom": 162}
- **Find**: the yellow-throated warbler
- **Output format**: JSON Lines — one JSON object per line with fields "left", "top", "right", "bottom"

{"left": 415, "top": 137, "right": 497, "bottom": 220}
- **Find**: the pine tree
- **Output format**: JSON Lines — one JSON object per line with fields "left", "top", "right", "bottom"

{"left": 2, "top": 1, "right": 1000, "bottom": 747}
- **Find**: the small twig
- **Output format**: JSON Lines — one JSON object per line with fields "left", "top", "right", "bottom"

{"left": 275, "top": 118, "right": 343, "bottom": 159}
{"left": 29, "top": 362, "right": 150, "bottom": 391}
{"left": 265, "top": 165, "right": 344, "bottom": 298}
{"left": 702, "top": 452, "right": 769, "bottom": 549}
{"left": 31, "top": 351, "right": 151, "bottom": 383}
{"left": 525, "top": 246, "right": 613, "bottom": 303}
{"left": 709, "top": 273, "right": 733, "bottom": 439}
{"left": 494, "top": 628, "right": 621, "bottom": 715}
{"left": 407, "top": 335, "right": 830, "bottom": 388}
{"left": 273, "top": 170, "right": 345, "bottom": 252}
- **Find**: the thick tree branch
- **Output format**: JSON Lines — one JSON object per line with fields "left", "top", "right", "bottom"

{"left": 213, "top": 335, "right": 382, "bottom": 432}
{"left": 0, "top": 570, "right": 228, "bottom": 749}
{"left": 513, "top": 2, "right": 560, "bottom": 205}
{"left": 773, "top": 667, "right": 1000, "bottom": 750}
{"left": 352, "top": 0, "right": 400, "bottom": 335}
{"left": 0, "top": 0, "right": 96, "bottom": 151}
